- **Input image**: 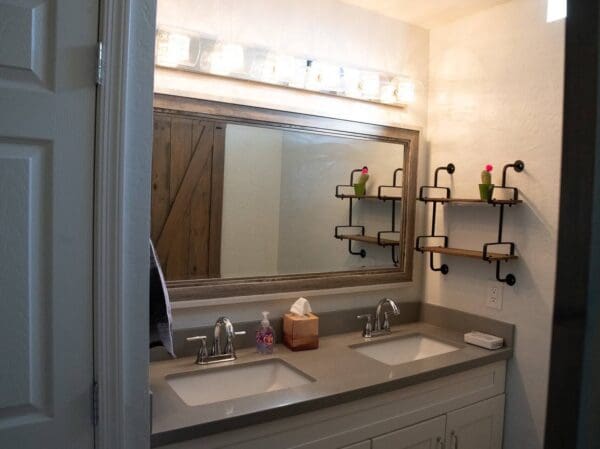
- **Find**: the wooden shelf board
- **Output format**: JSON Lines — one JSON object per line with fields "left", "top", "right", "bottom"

{"left": 419, "top": 197, "right": 522, "bottom": 205}
{"left": 419, "top": 246, "right": 518, "bottom": 261}
{"left": 336, "top": 194, "right": 402, "bottom": 200}
{"left": 338, "top": 234, "right": 400, "bottom": 246}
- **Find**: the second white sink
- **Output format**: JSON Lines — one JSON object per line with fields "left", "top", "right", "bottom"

{"left": 351, "top": 334, "right": 460, "bottom": 366}
{"left": 166, "top": 359, "right": 314, "bottom": 407}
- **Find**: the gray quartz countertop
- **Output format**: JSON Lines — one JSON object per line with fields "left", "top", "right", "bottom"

{"left": 150, "top": 320, "right": 512, "bottom": 447}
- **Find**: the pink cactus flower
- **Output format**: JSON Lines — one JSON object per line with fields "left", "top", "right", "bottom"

{"left": 485, "top": 164, "right": 493, "bottom": 172}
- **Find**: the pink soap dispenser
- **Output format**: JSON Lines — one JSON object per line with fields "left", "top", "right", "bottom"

{"left": 256, "top": 311, "right": 275, "bottom": 354}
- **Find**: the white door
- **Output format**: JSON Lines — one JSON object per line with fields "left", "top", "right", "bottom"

{"left": 372, "top": 416, "right": 446, "bottom": 449}
{"left": 0, "top": 0, "right": 98, "bottom": 448}
{"left": 445, "top": 395, "right": 505, "bottom": 449}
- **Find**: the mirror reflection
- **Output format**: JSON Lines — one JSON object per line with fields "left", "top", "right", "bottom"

{"left": 152, "top": 116, "right": 405, "bottom": 281}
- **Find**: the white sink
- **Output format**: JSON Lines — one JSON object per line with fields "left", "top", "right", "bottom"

{"left": 166, "top": 359, "right": 314, "bottom": 407}
{"left": 351, "top": 334, "right": 460, "bottom": 366}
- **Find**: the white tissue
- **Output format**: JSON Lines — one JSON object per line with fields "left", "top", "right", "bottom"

{"left": 290, "top": 297, "right": 312, "bottom": 316}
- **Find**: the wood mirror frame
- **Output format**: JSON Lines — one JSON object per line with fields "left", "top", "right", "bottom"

{"left": 153, "top": 93, "right": 420, "bottom": 300}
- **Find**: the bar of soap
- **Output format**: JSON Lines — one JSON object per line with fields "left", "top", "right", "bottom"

{"left": 464, "top": 331, "right": 504, "bottom": 350}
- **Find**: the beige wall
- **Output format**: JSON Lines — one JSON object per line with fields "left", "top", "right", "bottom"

{"left": 426, "top": 1, "right": 564, "bottom": 447}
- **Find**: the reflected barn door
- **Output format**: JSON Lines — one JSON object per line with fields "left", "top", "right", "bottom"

{"left": 0, "top": 0, "right": 98, "bottom": 447}
{"left": 152, "top": 112, "right": 225, "bottom": 280}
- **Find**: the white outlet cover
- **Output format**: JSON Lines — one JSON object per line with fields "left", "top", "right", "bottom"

{"left": 486, "top": 284, "right": 503, "bottom": 310}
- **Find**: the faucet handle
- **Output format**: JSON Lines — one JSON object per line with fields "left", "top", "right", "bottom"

{"left": 383, "top": 311, "right": 391, "bottom": 332}
{"left": 357, "top": 314, "right": 373, "bottom": 338}
{"left": 186, "top": 335, "right": 208, "bottom": 364}
{"left": 224, "top": 330, "right": 247, "bottom": 355}
{"left": 187, "top": 335, "right": 207, "bottom": 342}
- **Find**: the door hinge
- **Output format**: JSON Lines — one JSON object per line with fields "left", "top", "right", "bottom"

{"left": 92, "top": 381, "right": 99, "bottom": 426}
{"left": 96, "top": 41, "right": 104, "bottom": 86}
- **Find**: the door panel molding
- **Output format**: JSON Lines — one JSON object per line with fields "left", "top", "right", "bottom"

{"left": 0, "top": 0, "right": 54, "bottom": 90}
{"left": 0, "top": 139, "right": 52, "bottom": 427}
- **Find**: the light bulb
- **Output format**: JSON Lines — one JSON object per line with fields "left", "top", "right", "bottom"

{"left": 155, "top": 31, "right": 191, "bottom": 67}
{"left": 396, "top": 79, "right": 416, "bottom": 104}
{"left": 261, "top": 53, "right": 300, "bottom": 85}
{"left": 305, "top": 61, "right": 320, "bottom": 90}
{"left": 305, "top": 61, "right": 341, "bottom": 92}
{"left": 210, "top": 42, "right": 244, "bottom": 75}
{"left": 289, "top": 58, "right": 308, "bottom": 88}
{"left": 380, "top": 83, "right": 396, "bottom": 104}
{"left": 360, "top": 72, "right": 380, "bottom": 99}
{"left": 342, "top": 67, "right": 362, "bottom": 97}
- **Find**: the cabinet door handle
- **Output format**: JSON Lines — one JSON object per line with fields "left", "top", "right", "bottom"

{"left": 450, "top": 430, "right": 458, "bottom": 449}
{"left": 437, "top": 436, "right": 445, "bottom": 449}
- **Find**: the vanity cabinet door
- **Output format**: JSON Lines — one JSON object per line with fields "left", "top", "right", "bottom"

{"left": 445, "top": 394, "right": 504, "bottom": 449}
{"left": 372, "top": 416, "right": 445, "bottom": 449}
{"left": 340, "top": 441, "right": 371, "bottom": 449}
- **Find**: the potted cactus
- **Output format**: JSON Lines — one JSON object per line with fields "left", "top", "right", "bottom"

{"left": 479, "top": 164, "right": 494, "bottom": 201}
{"left": 353, "top": 166, "right": 369, "bottom": 196}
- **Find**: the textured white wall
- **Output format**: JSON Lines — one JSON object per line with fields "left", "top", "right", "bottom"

{"left": 221, "top": 125, "right": 283, "bottom": 277}
{"left": 426, "top": 1, "right": 564, "bottom": 447}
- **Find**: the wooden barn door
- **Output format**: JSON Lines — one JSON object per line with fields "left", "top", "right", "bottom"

{"left": 151, "top": 111, "right": 225, "bottom": 280}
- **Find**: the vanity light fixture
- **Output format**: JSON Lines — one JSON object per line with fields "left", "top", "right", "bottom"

{"left": 155, "top": 27, "right": 416, "bottom": 107}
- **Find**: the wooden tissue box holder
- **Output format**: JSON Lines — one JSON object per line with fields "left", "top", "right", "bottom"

{"left": 283, "top": 312, "right": 319, "bottom": 351}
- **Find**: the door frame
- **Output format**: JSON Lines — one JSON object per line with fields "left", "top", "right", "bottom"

{"left": 94, "top": 0, "right": 156, "bottom": 448}
{"left": 545, "top": 1, "right": 600, "bottom": 447}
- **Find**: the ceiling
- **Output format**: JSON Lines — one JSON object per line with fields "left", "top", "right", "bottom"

{"left": 338, "top": 0, "right": 512, "bottom": 29}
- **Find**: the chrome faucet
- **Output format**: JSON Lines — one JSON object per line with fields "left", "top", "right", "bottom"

{"left": 357, "top": 298, "right": 401, "bottom": 338}
{"left": 186, "top": 316, "right": 246, "bottom": 365}
{"left": 375, "top": 298, "right": 400, "bottom": 332}
{"left": 212, "top": 316, "right": 244, "bottom": 356}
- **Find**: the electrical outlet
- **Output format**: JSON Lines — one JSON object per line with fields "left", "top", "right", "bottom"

{"left": 486, "top": 285, "right": 503, "bottom": 310}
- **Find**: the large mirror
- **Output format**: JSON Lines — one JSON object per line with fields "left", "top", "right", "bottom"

{"left": 152, "top": 94, "right": 419, "bottom": 299}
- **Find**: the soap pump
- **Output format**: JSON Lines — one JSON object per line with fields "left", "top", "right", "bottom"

{"left": 256, "top": 311, "right": 275, "bottom": 354}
